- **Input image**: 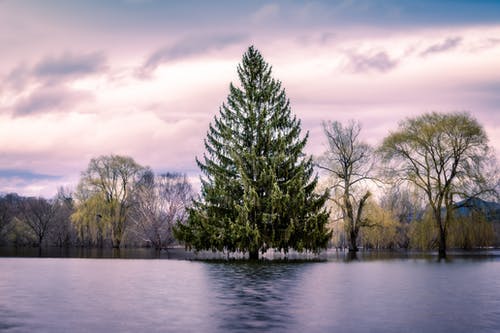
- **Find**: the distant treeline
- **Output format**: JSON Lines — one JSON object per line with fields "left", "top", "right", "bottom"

{"left": 1, "top": 180, "right": 499, "bottom": 250}
{"left": 326, "top": 188, "right": 500, "bottom": 250}
{"left": 0, "top": 161, "right": 194, "bottom": 250}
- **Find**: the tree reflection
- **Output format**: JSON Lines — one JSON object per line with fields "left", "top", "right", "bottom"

{"left": 204, "top": 262, "right": 308, "bottom": 332}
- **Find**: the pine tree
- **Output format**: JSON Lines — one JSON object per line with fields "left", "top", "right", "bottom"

{"left": 174, "top": 46, "right": 331, "bottom": 259}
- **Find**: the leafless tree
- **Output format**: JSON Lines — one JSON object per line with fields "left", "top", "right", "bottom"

{"left": 18, "top": 197, "right": 57, "bottom": 247}
{"left": 132, "top": 171, "right": 193, "bottom": 249}
{"left": 131, "top": 171, "right": 193, "bottom": 250}
{"left": 318, "top": 120, "right": 378, "bottom": 252}
{"left": 50, "top": 187, "right": 77, "bottom": 247}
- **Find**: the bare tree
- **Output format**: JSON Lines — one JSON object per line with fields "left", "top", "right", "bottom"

{"left": 379, "top": 112, "right": 498, "bottom": 258}
{"left": 319, "top": 120, "right": 377, "bottom": 252}
{"left": 18, "top": 197, "right": 56, "bottom": 248}
{"left": 51, "top": 187, "right": 77, "bottom": 247}
{"left": 131, "top": 171, "right": 193, "bottom": 250}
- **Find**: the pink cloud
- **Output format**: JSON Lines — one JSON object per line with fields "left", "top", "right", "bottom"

{"left": 420, "top": 37, "right": 462, "bottom": 56}
{"left": 137, "top": 34, "right": 247, "bottom": 78}
{"left": 1, "top": 1, "right": 500, "bottom": 197}
{"left": 13, "top": 86, "right": 93, "bottom": 116}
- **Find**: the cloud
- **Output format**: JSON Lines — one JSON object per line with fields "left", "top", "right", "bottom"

{"left": 138, "top": 33, "right": 247, "bottom": 78}
{"left": 1, "top": 52, "right": 105, "bottom": 116}
{"left": 13, "top": 86, "right": 91, "bottom": 116}
{"left": 345, "top": 51, "right": 398, "bottom": 73}
{"left": 468, "top": 37, "right": 500, "bottom": 52}
{"left": 488, "top": 38, "right": 500, "bottom": 45}
{"left": 420, "top": 37, "right": 462, "bottom": 56}
{"left": 1, "top": 4, "right": 500, "bottom": 198}
{"left": 0, "top": 169, "right": 64, "bottom": 197}
{"left": 0, "top": 169, "right": 60, "bottom": 182}
{"left": 4, "top": 64, "right": 31, "bottom": 90}
{"left": 251, "top": 3, "right": 280, "bottom": 23}
{"left": 122, "top": 0, "right": 153, "bottom": 4}
{"left": 33, "top": 52, "right": 106, "bottom": 80}
{"left": 2, "top": 52, "right": 107, "bottom": 94}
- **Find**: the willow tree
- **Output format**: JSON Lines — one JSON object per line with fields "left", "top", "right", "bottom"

{"left": 379, "top": 112, "right": 497, "bottom": 258}
{"left": 72, "top": 155, "right": 144, "bottom": 248}
{"left": 174, "top": 46, "right": 330, "bottom": 259}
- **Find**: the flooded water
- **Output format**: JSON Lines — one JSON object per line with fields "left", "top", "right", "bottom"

{"left": 1, "top": 251, "right": 500, "bottom": 332}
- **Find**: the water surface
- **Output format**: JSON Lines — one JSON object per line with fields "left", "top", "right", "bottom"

{"left": 1, "top": 251, "right": 499, "bottom": 332}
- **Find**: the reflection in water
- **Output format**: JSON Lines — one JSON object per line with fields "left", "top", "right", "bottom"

{"left": 2, "top": 246, "right": 500, "bottom": 262}
{"left": 0, "top": 246, "right": 168, "bottom": 259}
{"left": 0, "top": 259, "right": 216, "bottom": 333}
{"left": 0, "top": 252, "right": 499, "bottom": 332}
{"left": 0, "top": 306, "right": 25, "bottom": 331}
{"left": 325, "top": 248, "right": 500, "bottom": 263}
{"left": 204, "top": 262, "right": 308, "bottom": 332}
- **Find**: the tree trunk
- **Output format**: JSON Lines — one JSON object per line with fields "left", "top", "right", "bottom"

{"left": 249, "top": 249, "right": 259, "bottom": 260}
{"left": 435, "top": 208, "right": 447, "bottom": 259}
{"left": 154, "top": 234, "right": 162, "bottom": 251}
{"left": 112, "top": 238, "right": 121, "bottom": 249}
{"left": 38, "top": 234, "right": 43, "bottom": 257}
{"left": 438, "top": 226, "right": 447, "bottom": 259}
{"left": 347, "top": 251, "right": 358, "bottom": 261}
{"left": 349, "top": 228, "right": 358, "bottom": 252}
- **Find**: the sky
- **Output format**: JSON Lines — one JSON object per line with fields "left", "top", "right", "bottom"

{"left": 1, "top": 0, "right": 499, "bottom": 197}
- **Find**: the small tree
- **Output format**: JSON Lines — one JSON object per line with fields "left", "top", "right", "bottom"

{"left": 131, "top": 171, "right": 193, "bottom": 250}
{"left": 51, "top": 187, "right": 77, "bottom": 247}
{"left": 379, "top": 185, "right": 424, "bottom": 248}
{"left": 175, "top": 46, "right": 330, "bottom": 259}
{"left": 18, "top": 197, "right": 56, "bottom": 247}
{"left": 0, "top": 194, "right": 19, "bottom": 245}
{"left": 379, "top": 112, "right": 497, "bottom": 258}
{"left": 360, "top": 200, "right": 400, "bottom": 249}
{"left": 0, "top": 195, "right": 12, "bottom": 245}
{"left": 319, "top": 120, "right": 377, "bottom": 252}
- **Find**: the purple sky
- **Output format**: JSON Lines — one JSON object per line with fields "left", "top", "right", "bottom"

{"left": 1, "top": 0, "right": 499, "bottom": 197}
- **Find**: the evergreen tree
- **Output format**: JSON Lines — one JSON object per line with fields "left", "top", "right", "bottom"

{"left": 174, "top": 46, "right": 330, "bottom": 259}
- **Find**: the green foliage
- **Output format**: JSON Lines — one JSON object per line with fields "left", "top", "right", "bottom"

{"left": 71, "top": 191, "right": 109, "bottom": 246}
{"left": 409, "top": 208, "right": 496, "bottom": 250}
{"left": 174, "top": 46, "right": 331, "bottom": 257}
{"left": 379, "top": 112, "right": 495, "bottom": 257}
{"left": 408, "top": 210, "right": 437, "bottom": 250}
{"left": 0, "top": 194, "right": 15, "bottom": 245}
{"left": 448, "top": 212, "right": 495, "bottom": 249}
{"left": 360, "top": 201, "right": 400, "bottom": 249}
{"left": 71, "top": 155, "right": 145, "bottom": 247}
{"left": 8, "top": 217, "right": 35, "bottom": 246}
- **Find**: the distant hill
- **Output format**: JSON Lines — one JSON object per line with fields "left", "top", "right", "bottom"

{"left": 454, "top": 198, "right": 500, "bottom": 222}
